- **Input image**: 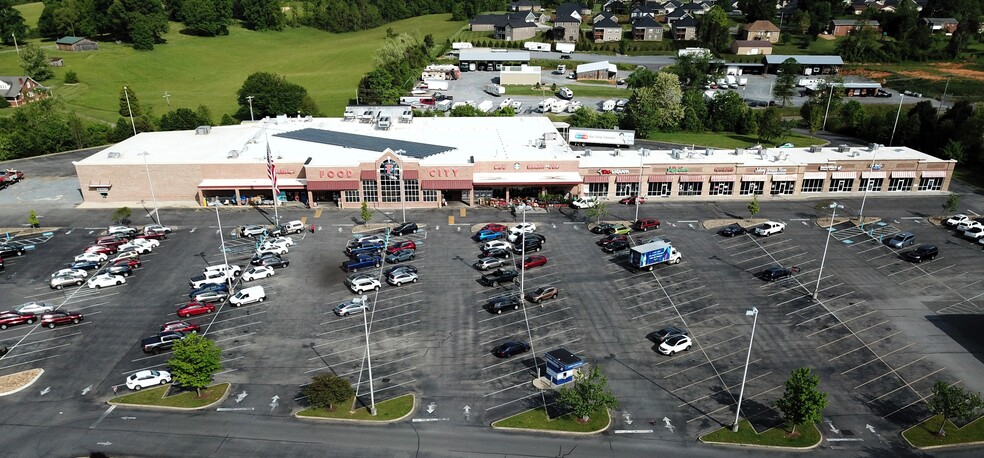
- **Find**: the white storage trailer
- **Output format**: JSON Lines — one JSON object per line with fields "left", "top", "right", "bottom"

{"left": 568, "top": 127, "right": 635, "bottom": 146}
{"left": 524, "top": 42, "right": 550, "bottom": 52}
{"left": 555, "top": 42, "right": 575, "bottom": 54}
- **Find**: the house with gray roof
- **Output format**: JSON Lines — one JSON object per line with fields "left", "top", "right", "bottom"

{"left": 593, "top": 16, "right": 623, "bottom": 42}
{"left": 0, "top": 76, "right": 48, "bottom": 107}
{"left": 632, "top": 16, "right": 664, "bottom": 41}
{"left": 554, "top": 3, "right": 588, "bottom": 42}
{"left": 672, "top": 15, "right": 698, "bottom": 40}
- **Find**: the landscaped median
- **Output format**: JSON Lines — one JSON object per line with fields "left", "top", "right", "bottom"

{"left": 0, "top": 369, "right": 44, "bottom": 397}
{"left": 700, "top": 420, "right": 822, "bottom": 449}
{"left": 491, "top": 407, "right": 611, "bottom": 434}
{"left": 902, "top": 415, "right": 984, "bottom": 449}
{"left": 109, "top": 383, "right": 230, "bottom": 410}
{"left": 295, "top": 394, "right": 415, "bottom": 423}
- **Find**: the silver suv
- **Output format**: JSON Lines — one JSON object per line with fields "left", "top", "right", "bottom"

{"left": 474, "top": 257, "right": 506, "bottom": 271}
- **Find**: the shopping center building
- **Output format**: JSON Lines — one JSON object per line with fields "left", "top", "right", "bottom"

{"left": 74, "top": 115, "right": 955, "bottom": 208}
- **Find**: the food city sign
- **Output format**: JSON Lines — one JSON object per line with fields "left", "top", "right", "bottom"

{"left": 713, "top": 167, "right": 735, "bottom": 173}
{"left": 597, "top": 169, "right": 631, "bottom": 175}
{"left": 318, "top": 169, "right": 354, "bottom": 179}
{"left": 428, "top": 168, "right": 460, "bottom": 177}
{"left": 666, "top": 167, "right": 689, "bottom": 174}
{"left": 755, "top": 167, "right": 788, "bottom": 175}
{"left": 494, "top": 163, "right": 562, "bottom": 171}
{"left": 818, "top": 165, "right": 842, "bottom": 171}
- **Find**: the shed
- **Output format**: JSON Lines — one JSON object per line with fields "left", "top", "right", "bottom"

{"left": 544, "top": 348, "right": 584, "bottom": 385}
{"left": 55, "top": 36, "right": 99, "bottom": 52}
{"left": 730, "top": 40, "right": 772, "bottom": 55}
{"left": 49, "top": 57, "right": 65, "bottom": 67}
{"left": 764, "top": 55, "right": 844, "bottom": 75}
{"left": 829, "top": 19, "right": 880, "bottom": 37}
{"left": 575, "top": 60, "right": 615, "bottom": 81}
{"left": 499, "top": 65, "right": 542, "bottom": 85}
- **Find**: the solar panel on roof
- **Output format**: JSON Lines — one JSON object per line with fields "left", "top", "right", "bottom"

{"left": 274, "top": 128, "right": 454, "bottom": 159}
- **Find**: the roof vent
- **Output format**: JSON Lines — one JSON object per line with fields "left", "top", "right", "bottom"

{"left": 613, "top": 149, "right": 620, "bottom": 156}
{"left": 704, "top": 148, "right": 713, "bottom": 156}
{"left": 809, "top": 145, "right": 822, "bottom": 153}
{"left": 227, "top": 150, "right": 239, "bottom": 159}
{"left": 837, "top": 144, "right": 851, "bottom": 153}
{"left": 584, "top": 149, "right": 592, "bottom": 156}
{"left": 195, "top": 126, "right": 211, "bottom": 135}
{"left": 734, "top": 148, "right": 744, "bottom": 155}
{"left": 640, "top": 148, "right": 650, "bottom": 156}
{"left": 867, "top": 143, "right": 882, "bottom": 152}
{"left": 106, "top": 151, "right": 121, "bottom": 159}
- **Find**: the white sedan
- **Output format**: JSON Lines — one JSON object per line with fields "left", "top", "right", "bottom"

{"left": 510, "top": 223, "right": 536, "bottom": 234}
{"left": 143, "top": 224, "right": 172, "bottom": 234}
{"left": 15, "top": 301, "right": 55, "bottom": 314}
{"left": 945, "top": 214, "right": 970, "bottom": 227}
{"left": 481, "top": 240, "right": 511, "bottom": 251}
{"left": 242, "top": 265, "right": 275, "bottom": 282}
{"left": 120, "top": 239, "right": 157, "bottom": 253}
{"left": 74, "top": 252, "right": 108, "bottom": 263}
{"left": 256, "top": 245, "right": 288, "bottom": 256}
{"left": 956, "top": 220, "right": 983, "bottom": 232}
{"left": 571, "top": 197, "right": 598, "bottom": 209}
{"left": 51, "top": 268, "right": 88, "bottom": 278}
{"left": 125, "top": 370, "right": 171, "bottom": 390}
{"left": 87, "top": 272, "right": 126, "bottom": 289}
{"left": 260, "top": 239, "right": 292, "bottom": 253}
{"left": 268, "top": 236, "right": 294, "bottom": 247}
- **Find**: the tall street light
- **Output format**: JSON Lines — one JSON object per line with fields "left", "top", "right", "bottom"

{"left": 634, "top": 150, "right": 645, "bottom": 223}
{"left": 203, "top": 205, "right": 233, "bottom": 337}
{"left": 857, "top": 146, "right": 879, "bottom": 230}
{"left": 814, "top": 202, "right": 843, "bottom": 300}
{"left": 362, "top": 297, "right": 377, "bottom": 415}
{"left": 138, "top": 151, "right": 161, "bottom": 226}
{"left": 395, "top": 149, "right": 407, "bottom": 223}
{"left": 733, "top": 307, "right": 759, "bottom": 432}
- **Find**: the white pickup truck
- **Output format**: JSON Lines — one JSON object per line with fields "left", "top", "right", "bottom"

{"left": 754, "top": 221, "right": 786, "bottom": 237}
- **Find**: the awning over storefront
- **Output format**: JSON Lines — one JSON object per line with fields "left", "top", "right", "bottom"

{"left": 679, "top": 175, "right": 706, "bottom": 182}
{"left": 360, "top": 170, "right": 376, "bottom": 180}
{"left": 473, "top": 172, "right": 583, "bottom": 186}
{"left": 771, "top": 175, "right": 797, "bottom": 181}
{"left": 198, "top": 179, "right": 306, "bottom": 189}
{"left": 308, "top": 180, "right": 359, "bottom": 191}
{"left": 803, "top": 172, "right": 827, "bottom": 180}
{"left": 615, "top": 175, "right": 642, "bottom": 183}
{"left": 647, "top": 175, "right": 673, "bottom": 183}
{"left": 741, "top": 175, "right": 766, "bottom": 181}
{"left": 583, "top": 175, "right": 610, "bottom": 183}
{"left": 891, "top": 171, "right": 916, "bottom": 178}
{"left": 403, "top": 170, "right": 419, "bottom": 180}
{"left": 921, "top": 170, "right": 947, "bottom": 178}
{"left": 861, "top": 171, "right": 886, "bottom": 179}
{"left": 831, "top": 172, "right": 857, "bottom": 179}
{"left": 710, "top": 175, "right": 736, "bottom": 182}
{"left": 422, "top": 180, "right": 472, "bottom": 190}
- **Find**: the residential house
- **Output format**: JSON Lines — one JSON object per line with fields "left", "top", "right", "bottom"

{"left": 739, "top": 20, "right": 780, "bottom": 43}
{"left": 554, "top": 3, "right": 586, "bottom": 42}
{"left": 593, "top": 16, "right": 623, "bottom": 42}
{"left": 0, "top": 76, "right": 48, "bottom": 107}
{"left": 679, "top": 2, "right": 710, "bottom": 16}
{"left": 592, "top": 11, "right": 616, "bottom": 24}
{"left": 850, "top": 0, "right": 871, "bottom": 15}
{"left": 509, "top": 0, "right": 542, "bottom": 12}
{"left": 662, "top": 0, "right": 683, "bottom": 14}
{"left": 55, "top": 36, "right": 99, "bottom": 52}
{"left": 730, "top": 39, "right": 773, "bottom": 55}
{"left": 922, "top": 18, "right": 958, "bottom": 34}
{"left": 471, "top": 14, "right": 502, "bottom": 32}
{"left": 497, "top": 16, "right": 538, "bottom": 41}
{"left": 829, "top": 19, "right": 881, "bottom": 37}
{"left": 665, "top": 8, "right": 689, "bottom": 24}
{"left": 673, "top": 15, "right": 698, "bottom": 40}
{"left": 630, "top": 4, "right": 656, "bottom": 19}
{"left": 603, "top": 0, "right": 629, "bottom": 14}
{"left": 632, "top": 16, "right": 664, "bottom": 41}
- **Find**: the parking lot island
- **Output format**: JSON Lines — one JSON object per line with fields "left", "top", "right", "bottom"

{"left": 295, "top": 393, "right": 415, "bottom": 423}
{"left": 491, "top": 407, "right": 611, "bottom": 434}
{"left": 109, "top": 383, "right": 230, "bottom": 410}
{"left": 700, "top": 420, "right": 822, "bottom": 450}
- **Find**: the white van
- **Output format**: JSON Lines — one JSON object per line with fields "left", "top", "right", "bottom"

{"left": 229, "top": 286, "right": 266, "bottom": 307}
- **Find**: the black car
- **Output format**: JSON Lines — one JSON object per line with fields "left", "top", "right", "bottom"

{"left": 70, "top": 260, "right": 101, "bottom": 271}
{"left": 385, "top": 264, "right": 418, "bottom": 278}
{"left": 479, "top": 268, "right": 520, "bottom": 286}
{"left": 602, "top": 239, "right": 631, "bottom": 253}
{"left": 106, "top": 264, "right": 133, "bottom": 277}
{"left": 512, "top": 232, "right": 546, "bottom": 245}
{"left": 650, "top": 326, "right": 688, "bottom": 343}
{"left": 485, "top": 295, "right": 522, "bottom": 314}
{"left": 0, "top": 244, "right": 25, "bottom": 257}
{"left": 390, "top": 222, "right": 419, "bottom": 236}
{"left": 512, "top": 239, "right": 543, "bottom": 253}
{"left": 719, "top": 224, "right": 747, "bottom": 237}
{"left": 901, "top": 245, "right": 939, "bottom": 263}
{"left": 189, "top": 283, "right": 229, "bottom": 298}
{"left": 590, "top": 223, "right": 616, "bottom": 234}
{"left": 493, "top": 340, "right": 531, "bottom": 357}
{"left": 596, "top": 234, "right": 626, "bottom": 246}
{"left": 762, "top": 266, "right": 792, "bottom": 281}
{"left": 480, "top": 247, "right": 512, "bottom": 259}
{"left": 257, "top": 255, "right": 289, "bottom": 268}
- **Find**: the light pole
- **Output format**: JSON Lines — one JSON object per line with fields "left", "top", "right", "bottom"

{"left": 516, "top": 210, "right": 547, "bottom": 415}
{"left": 634, "top": 151, "right": 644, "bottom": 223}
{"left": 821, "top": 84, "right": 835, "bottom": 131}
{"left": 814, "top": 202, "right": 843, "bottom": 300}
{"left": 857, "top": 148, "right": 879, "bottom": 230}
{"left": 246, "top": 95, "right": 255, "bottom": 121}
{"left": 123, "top": 86, "right": 137, "bottom": 136}
{"left": 362, "top": 299, "right": 377, "bottom": 415}
{"left": 138, "top": 152, "right": 161, "bottom": 226}
{"left": 888, "top": 94, "right": 905, "bottom": 146}
{"left": 733, "top": 307, "right": 758, "bottom": 432}
{"left": 396, "top": 149, "right": 407, "bottom": 223}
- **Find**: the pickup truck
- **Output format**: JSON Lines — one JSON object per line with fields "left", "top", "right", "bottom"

{"left": 479, "top": 268, "right": 520, "bottom": 286}
{"left": 141, "top": 331, "right": 187, "bottom": 354}
{"left": 629, "top": 240, "right": 682, "bottom": 271}
{"left": 342, "top": 254, "right": 382, "bottom": 272}
{"left": 345, "top": 241, "right": 385, "bottom": 257}
{"left": 754, "top": 221, "right": 786, "bottom": 236}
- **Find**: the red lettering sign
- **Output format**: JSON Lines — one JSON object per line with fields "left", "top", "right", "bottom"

{"left": 318, "top": 170, "right": 353, "bottom": 179}
{"left": 428, "top": 169, "right": 459, "bottom": 178}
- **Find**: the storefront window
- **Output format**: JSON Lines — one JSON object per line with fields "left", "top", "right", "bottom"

{"left": 678, "top": 182, "right": 702, "bottom": 196}
{"left": 361, "top": 180, "right": 378, "bottom": 202}
{"left": 709, "top": 181, "right": 733, "bottom": 196}
{"left": 918, "top": 177, "right": 943, "bottom": 191}
{"left": 380, "top": 177, "right": 401, "bottom": 202}
{"left": 344, "top": 190, "right": 360, "bottom": 202}
{"left": 888, "top": 178, "right": 912, "bottom": 192}
{"left": 828, "top": 178, "right": 853, "bottom": 192}
{"left": 615, "top": 182, "right": 639, "bottom": 197}
{"left": 585, "top": 183, "right": 608, "bottom": 198}
{"left": 740, "top": 181, "right": 764, "bottom": 195}
{"left": 801, "top": 179, "right": 823, "bottom": 193}
{"left": 770, "top": 180, "right": 794, "bottom": 195}
{"left": 648, "top": 182, "right": 671, "bottom": 197}
{"left": 405, "top": 179, "right": 420, "bottom": 201}
{"left": 423, "top": 190, "right": 438, "bottom": 202}
{"left": 859, "top": 178, "right": 883, "bottom": 192}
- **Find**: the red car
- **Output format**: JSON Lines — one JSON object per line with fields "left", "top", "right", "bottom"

{"left": 112, "top": 258, "right": 142, "bottom": 269}
{"left": 634, "top": 218, "right": 661, "bottom": 231}
{"left": 40, "top": 310, "right": 83, "bottom": 328}
{"left": 95, "top": 236, "right": 128, "bottom": 247}
{"left": 177, "top": 302, "right": 215, "bottom": 318}
{"left": 481, "top": 223, "right": 508, "bottom": 233}
{"left": 619, "top": 195, "right": 646, "bottom": 205}
{"left": 137, "top": 230, "right": 167, "bottom": 241}
{"left": 161, "top": 320, "right": 201, "bottom": 333}
{"left": 387, "top": 240, "right": 417, "bottom": 254}
{"left": 516, "top": 255, "right": 548, "bottom": 269}
{"left": 596, "top": 234, "right": 628, "bottom": 246}
{"left": 0, "top": 311, "right": 36, "bottom": 329}
{"left": 84, "top": 244, "right": 118, "bottom": 255}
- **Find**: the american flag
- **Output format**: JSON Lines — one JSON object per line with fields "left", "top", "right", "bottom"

{"left": 266, "top": 142, "right": 278, "bottom": 194}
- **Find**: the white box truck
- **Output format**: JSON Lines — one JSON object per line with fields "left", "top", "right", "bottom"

{"left": 555, "top": 42, "right": 575, "bottom": 54}
{"left": 629, "top": 240, "right": 682, "bottom": 271}
{"left": 524, "top": 42, "right": 550, "bottom": 52}
{"left": 568, "top": 127, "right": 636, "bottom": 146}
{"left": 423, "top": 79, "right": 449, "bottom": 91}
{"left": 484, "top": 83, "right": 505, "bottom": 96}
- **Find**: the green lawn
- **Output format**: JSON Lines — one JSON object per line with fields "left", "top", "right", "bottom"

{"left": 903, "top": 415, "right": 984, "bottom": 448}
{"left": 492, "top": 407, "right": 610, "bottom": 433}
{"left": 13, "top": 2, "right": 43, "bottom": 31}
{"left": 770, "top": 36, "right": 841, "bottom": 56}
{"left": 646, "top": 131, "right": 823, "bottom": 149}
{"left": 701, "top": 420, "right": 822, "bottom": 448}
{"left": 297, "top": 394, "right": 414, "bottom": 421}
{"left": 0, "top": 15, "right": 465, "bottom": 122}
{"left": 111, "top": 383, "right": 229, "bottom": 408}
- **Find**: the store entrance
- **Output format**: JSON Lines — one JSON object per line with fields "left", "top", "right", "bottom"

{"left": 313, "top": 191, "right": 341, "bottom": 207}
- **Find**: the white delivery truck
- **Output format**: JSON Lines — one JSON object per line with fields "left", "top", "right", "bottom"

{"left": 524, "top": 42, "right": 550, "bottom": 52}
{"left": 484, "top": 83, "right": 505, "bottom": 96}
{"left": 568, "top": 127, "right": 636, "bottom": 146}
{"left": 423, "top": 79, "right": 449, "bottom": 91}
{"left": 555, "top": 42, "right": 575, "bottom": 54}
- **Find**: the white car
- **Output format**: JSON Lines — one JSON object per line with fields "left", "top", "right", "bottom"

{"left": 657, "top": 335, "right": 693, "bottom": 356}
{"left": 190, "top": 271, "right": 234, "bottom": 288}
{"left": 260, "top": 239, "right": 292, "bottom": 253}
{"left": 348, "top": 276, "right": 381, "bottom": 294}
{"left": 387, "top": 270, "right": 418, "bottom": 286}
{"left": 481, "top": 240, "right": 511, "bottom": 251}
{"left": 267, "top": 236, "right": 294, "bottom": 247}
{"left": 256, "top": 245, "right": 288, "bottom": 256}
{"left": 956, "top": 221, "right": 983, "bottom": 232}
{"left": 144, "top": 224, "right": 172, "bottom": 234}
{"left": 242, "top": 265, "right": 275, "bottom": 281}
{"left": 125, "top": 369, "right": 171, "bottom": 390}
{"left": 74, "top": 252, "right": 108, "bottom": 263}
{"left": 944, "top": 214, "right": 970, "bottom": 227}
{"left": 15, "top": 301, "right": 55, "bottom": 314}
{"left": 87, "top": 272, "right": 126, "bottom": 289}
{"left": 353, "top": 234, "right": 385, "bottom": 245}
{"left": 107, "top": 225, "right": 137, "bottom": 236}
{"left": 51, "top": 268, "right": 88, "bottom": 278}
{"left": 120, "top": 239, "right": 158, "bottom": 253}
{"left": 204, "top": 263, "right": 242, "bottom": 276}
{"left": 113, "top": 250, "right": 141, "bottom": 261}
{"left": 511, "top": 223, "right": 536, "bottom": 233}
{"left": 754, "top": 221, "right": 786, "bottom": 236}
{"left": 964, "top": 227, "right": 984, "bottom": 240}
{"left": 474, "top": 257, "right": 507, "bottom": 271}
{"left": 240, "top": 225, "right": 267, "bottom": 237}
{"left": 571, "top": 197, "right": 598, "bottom": 209}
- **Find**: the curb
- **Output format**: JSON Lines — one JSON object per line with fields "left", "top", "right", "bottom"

{"left": 701, "top": 218, "right": 770, "bottom": 230}
{"left": 490, "top": 409, "right": 612, "bottom": 435}
{"left": 293, "top": 393, "right": 416, "bottom": 424}
{"left": 698, "top": 424, "right": 823, "bottom": 451}
{"left": 901, "top": 414, "right": 984, "bottom": 450}
{"left": 107, "top": 382, "right": 231, "bottom": 411}
{"left": 0, "top": 369, "right": 44, "bottom": 397}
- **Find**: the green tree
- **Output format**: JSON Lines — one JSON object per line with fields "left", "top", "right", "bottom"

{"left": 239, "top": 0, "right": 285, "bottom": 31}
{"left": 304, "top": 373, "right": 355, "bottom": 411}
{"left": 235, "top": 72, "right": 317, "bottom": 120}
{"left": 195, "top": 104, "right": 214, "bottom": 126}
{"left": 361, "top": 201, "right": 372, "bottom": 225}
{"left": 680, "top": 90, "right": 708, "bottom": 132}
{"left": 64, "top": 70, "right": 79, "bottom": 84}
{"left": 618, "top": 38, "right": 628, "bottom": 55}
{"left": 773, "top": 58, "right": 799, "bottom": 107}
{"left": 838, "top": 100, "right": 866, "bottom": 135}
{"left": 113, "top": 206, "right": 132, "bottom": 224}
{"left": 707, "top": 91, "right": 749, "bottom": 132}
{"left": 180, "top": 0, "right": 233, "bottom": 36}
{"left": 942, "top": 193, "right": 960, "bottom": 217}
{"left": 0, "top": 0, "right": 28, "bottom": 46}
{"left": 697, "top": 6, "right": 731, "bottom": 53}
{"left": 19, "top": 44, "right": 55, "bottom": 82}
{"left": 585, "top": 201, "right": 608, "bottom": 224}
{"left": 450, "top": 104, "right": 485, "bottom": 117}
{"left": 558, "top": 366, "right": 619, "bottom": 421}
{"left": 107, "top": 0, "right": 169, "bottom": 49}
{"left": 623, "top": 72, "right": 684, "bottom": 137}
{"left": 167, "top": 334, "right": 222, "bottom": 396}
{"left": 28, "top": 210, "right": 39, "bottom": 228}
{"left": 738, "top": 0, "right": 777, "bottom": 22}
{"left": 757, "top": 108, "right": 788, "bottom": 143}
{"left": 120, "top": 87, "right": 142, "bottom": 117}
{"left": 927, "top": 381, "right": 984, "bottom": 436}
{"left": 159, "top": 108, "right": 205, "bottom": 131}
{"left": 625, "top": 67, "right": 659, "bottom": 89}
{"left": 669, "top": 54, "right": 718, "bottom": 89}
{"left": 941, "top": 139, "right": 964, "bottom": 163}
{"left": 220, "top": 113, "right": 238, "bottom": 125}
{"left": 836, "top": 25, "right": 882, "bottom": 62}
{"left": 424, "top": 34, "right": 434, "bottom": 48}
{"left": 775, "top": 367, "right": 828, "bottom": 435}
{"left": 747, "top": 194, "right": 760, "bottom": 218}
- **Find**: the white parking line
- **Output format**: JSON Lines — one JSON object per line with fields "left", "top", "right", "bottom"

{"left": 746, "top": 253, "right": 811, "bottom": 273}
{"left": 483, "top": 365, "right": 535, "bottom": 384}
{"left": 671, "top": 360, "right": 760, "bottom": 393}
{"left": 484, "top": 380, "right": 530, "bottom": 397}
{"left": 677, "top": 372, "right": 772, "bottom": 407}
{"left": 868, "top": 368, "right": 946, "bottom": 404}
{"left": 485, "top": 391, "right": 542, "bottom": 412}
{"left": 828, "top": 331, "right": 901, "bottom": 361}
{"left": 478, "top": 308, "right": 569, "bottom": 335}
{"left": 730, "top": 239, "right": 791, "bottom": 257}
{"left": 817, "top": 321, "right": 889, "bottom": 350}
{"left": 685, "top": 384, "right": 784, "bottom": 424}
{"left": 663, "top": 348, "right": 747, "bottom": 379}
{"left": 806, "top": 311, "right": 877, "bottom": 336}
{"left": 853, "top": 356, "right": 927, "bottom": 387}
{"left": 677, "top": 302, "right": 721, "bottom": 318}
{"left": 785, "top": 290, "right": 855, "bottom": 316}
{"left": 841, "top": 343, "right": 917, "bottom": 375}
{"left": 880, "top": 377, "right": 952, "bottom": 419}
{"left": 312, "top": 325, "right": 419, "bottom": 349}
{"left": 796, "top": 301, "right": 866, "bottom": 326}
{"left": 212, "top": 332, "right": 255, "bottom": 344}
{"left": 204, "top": 321, "right": 262, "bottom": 335}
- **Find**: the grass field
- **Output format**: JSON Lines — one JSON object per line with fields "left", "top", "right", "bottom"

{"left": 647, "top": 131, "right": 823, "bottom": 149}
{"left": 111, "top": 383, "right": 229, "bottom": 408}
{"left": 492, "top": 407, "right": 610, "bottom": 432}
{"left": 297, "top": 394, "right": 414, "bottom": 421}
{"left": 701, "top": 420, "right": 822, "bottom": 448}
{"left": 0, "top": 13, "right": 465, "bottom": 122}
{"left": 14, "top": 2, "right": 43, "bottom": 31}
{"left": 903, "top": 415, "right": 984, "bottom": 448}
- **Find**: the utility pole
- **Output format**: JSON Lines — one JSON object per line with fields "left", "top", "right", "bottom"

{"left": 123, "top": 86, "right": 137, "bottom": 136}
{"left": 822, "top": 84, "right": 834, "bottom": 131}
{"left": 163, "top": 91, "right": 171, "bottom": 108}
{"left": 12, "top": 33, "right": 19, "bottom": 54}
{"left": 937, "top": 77, "right": 950, "bottom": 120}
{"left": 246, "top": 95, "right": 255, "bottom": 121}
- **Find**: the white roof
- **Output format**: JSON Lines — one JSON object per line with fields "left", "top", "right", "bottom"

{"left": 578, "top": 145, "right": 949, "bottom": 168}
{"left": 473, "top": 172, "right": 583, "bottom": 184}
{"left": 576, "top": 60, "right": 611, "bottom": 73}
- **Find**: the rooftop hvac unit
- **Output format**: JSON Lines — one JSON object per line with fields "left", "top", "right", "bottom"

{"left": 226, "top": 150, "right": 239, "bottom": 159}
{"left": 734, "top": 148, "right": 744, "bottom": 155}
{"left": 837, "top": 144, "right": 851, "bottom": 153}
{"left": 867, "top": 143, "right": 882, "bottom": 152}
{"left": 106, "top": 151, "right": 121, "bottom": 159}
{"left": 544, "top": 132, "right": 557, "bottom": 141}
{"left": 195, "top": 126, "right": 211, "bottom": 135}
{"left": 671, "top": 149, "right": 682, "bottom": 159}
{"left": 640, "top": 148, "right": 650, "bottom": 156}
{"left": 704, "top": 148, "right": 713, "bottom": 156}
{"left": 584, "top": 149, "right": 592, "bottom": 156}
{"left": 613, "top": 149, "right": 621, "bottom": 156}
{"left": 809, "top": 145, "right": 822, "bottom": 153}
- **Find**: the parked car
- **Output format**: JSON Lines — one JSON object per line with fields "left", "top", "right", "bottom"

{"left": 485, "top": 295, "right": 522, "bottom": 314}
{"left": 177, "top": 301, "right": 216, "bottom": 318}
{"left": 240, "top": 225, "right": 267, "bottom": 237}
{"left": 719, "top": 224, "right": 747, "bottom": 237}
{"left": 657, "top": 335, "right": 693, "bottom": 355}
{"left": 634, "top": 218, "right": 661, "bottom": 231}
{"left": 107, "top": 225, "right": 138, "bottom": 237}
{"left": 111, "top": 257, "right": 141, "bottom": 270}
{"left": 605, "top": 224, "right": 632, "bottom": 235}
{"left": 901, "top": 245, "right": 939, "bottom": 263}
{"left": 590, "top": 223, "right": 616, "bottom": 234}
{"left": 387, "top": 270, "right": 418, "bottom": 286}
{"left": 229, "top": 286, "right": 266, "bottom": 306}
{"left": 40, "top": 310, "right": 83, "bottom": 328}
{"left": 351, "top": 234, "right": 385, "bottom": 245}
{"left": 255, "top": 245, "right": 288, "bottom": 256}
{"left": 50, "top": 273, "right": 85, "bottom": 289}
{"left": 192, "top": 289, "right": 229, "bottom": 303}
{"left": 762, "top": 266, "right": 793, "bottom": 281}
{"left": 390, "top": 222, "right": 419, "bottom": 236}
{"left": 189, "top": 283, "right": 228, "bottom": 298}
{"left": 203, "top": 264, "right": 242, "bottom": 277}
{"left": 342, "top": 254, "right": 381, "bottom": 272}
{"left": 74, "top": 252, "right": 108, "bottom": 263}
{"left": 334, "top": 296, "right": 370, "bottom": 317}
{"left": 136, "top": 230, "right": 168, "bottom": 241}
{"left": 481, "top": 223, "right": 508, "bottom": 233}
{"left": 517, "top": 255, "right": 547, "bottom": 269}
{"left": 0, "top": 244, "right": 25, "bottom": 257}
{"left": 956, "top": 220, "right": 983, "bottom": 232}
{"left": 493, "top": 340, "right": 530, "bottom": 358}
{"left": 619, "top": 195, "right": 646, "bottom": 205}
{"left": 144, "top": 224, "right": 172, "bottom": 234}
{"left": 87, "top": 272, "right": 125, "bottom": 289}
{"left": 95, "top": 235, "right": 129, "bottom": 247}
{"left": 525, "top": 286, "right": 558, "bottom": 304}
{"left": 512, "top": 238, "right": 544, "bottom": 253}
{"left": 481, "top": 240, "right": 511, "bottom": 251}
{"left": 510, "top": 222, "right": 536, "bottom": 234}
{"left": 69, "top": 260, "right": 102, "bottom": 271}
{"left": 242, "top": 265, "right": 275, "bottom": 282}
{"left": 105, "top": 264, "right": 133, "bottom": 277}
{"left": 345, "top": 241, "right": 385, "bottom": 257}
{"left": 84, "top": 244, "right": 118, "bottom": 255}
{"left": 118, "top": 240, "right": 153, "bottom": 254}
{"left": 161, "top": 320, "right": 201, "bottom": 333}
{"left": 385, "top": 249, "right": 416, "bottom": 264}
{"left": 754, "top": 221, "right": 786, "bottom": 236}
{"left": 571, "top": 197, "right": 598, "bottom": 209}
{"left": 510, "top": 233, "right": 546, "bottom": 246}
{"left": 347, "top": 276, "right": 381, "bottom": 293}
{"left": 473, "top": 229, "right": 507, "bottom": 242}
{"left": 603, "top": 239, "right": 631, "bottom": 253}
{"left": 265, "top": 236, "right": 294, "bottom": 247}
{"left": 384, "top": 265, "right": 417, "bottom": 279}
{"left": 51, "top": 268, "right": 88, "bottom": 279}
{"left": 597, "top": 234, "right": 627, "bottom": 246}
{"left": 190, "top": 271, "right": 234, "bottom": 289}
{"left": 650, "top": 326, "right": 687, "bottom": 344}
{"left": 256, "top": 255, "right": 289, "bottom": 268}
{"left": 0, "top": 311, "right": 36, "bottom": 329}
{"left": 474, "top": 257, "right": 507, "bottom": 271}
{"left": 14, "top": 301, "right": 55, "bottom": 314}
{"left": 963, "top": 227, "right": 984, "bottom": 240}
{"left": 479, "top": 268, "right": 520, "bottom": 286}
{"left": 387, "top": 240, "right": 417, "bottom": 254}
{"left": 944, "top": 214, "right": 972, "bottom": 227}
{"left": 481, "top": 247, "right": 512, "bottom": 259}
{"left": 126, "top": 370, "right": 171, "bottom": 390}
{"left": 886, "top": 231, "right": 916, "bottom": 249}
{"left": 141, "top": 331, "right": 187, "bottom": 354}
{"left": 270, "top": 220, "right": 305, "bottom": 236}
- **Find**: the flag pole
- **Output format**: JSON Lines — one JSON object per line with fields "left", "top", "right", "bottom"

{"left": 266, "top": 136, "right": 280, "bottom": 225}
